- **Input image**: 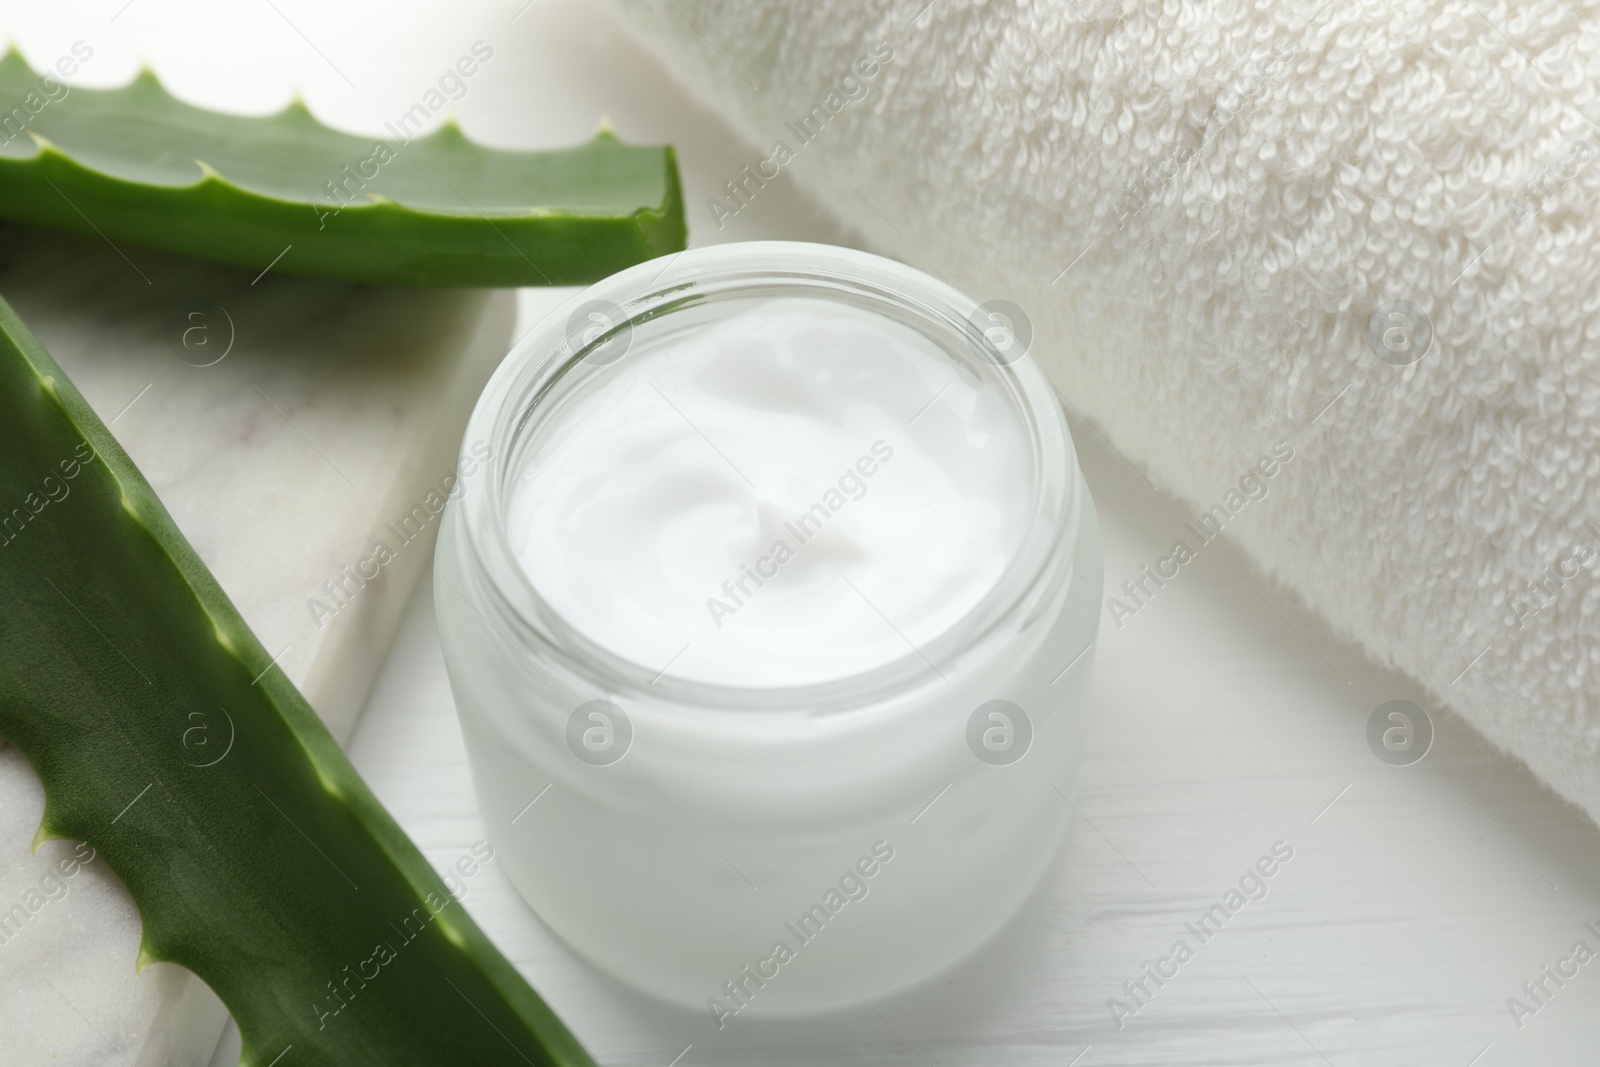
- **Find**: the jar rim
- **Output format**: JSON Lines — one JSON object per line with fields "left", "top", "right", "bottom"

{"left": 453, "top": 241, "right": 1080, "bottom": 711}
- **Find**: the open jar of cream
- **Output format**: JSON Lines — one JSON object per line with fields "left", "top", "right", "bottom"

{"left": 435, "top": 242, "right": 1101, "bottom": 1016}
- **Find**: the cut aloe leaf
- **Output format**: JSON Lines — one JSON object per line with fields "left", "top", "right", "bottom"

{"left": 0, "top": 49, "right": 684, "bottom": 286}
{"left": 0, "top": 295, "right": 596, "bottom": 1064}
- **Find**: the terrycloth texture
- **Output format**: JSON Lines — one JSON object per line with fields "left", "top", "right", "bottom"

{"left": 610, "top": 1, "right": 1600, "bottom": 819}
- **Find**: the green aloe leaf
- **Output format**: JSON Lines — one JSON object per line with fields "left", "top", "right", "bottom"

{"left": 0, "top": 48, "right": 684, "bottom": 286}
{"left": 0, "top": 296, "right": 596, "bottom": 1064}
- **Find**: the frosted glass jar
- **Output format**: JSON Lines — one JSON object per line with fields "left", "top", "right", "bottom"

{"left": 435, "top": 242, "right": 1101, "bottom": 1017}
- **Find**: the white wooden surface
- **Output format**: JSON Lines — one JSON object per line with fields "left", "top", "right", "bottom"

{"left": 4, "top": 0, "right": 1596, "bottom": 1064}
{"left": 323, "top": 402, "right": 1600, "bottom": 1067}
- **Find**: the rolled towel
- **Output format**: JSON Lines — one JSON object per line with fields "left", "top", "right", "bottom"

{"left": 609, "top": 0, "right": 1600, "bottom": 819}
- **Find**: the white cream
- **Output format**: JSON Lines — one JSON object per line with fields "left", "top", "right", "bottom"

{"left": 504, "top": 297, "right": 1034, "bottom": 688}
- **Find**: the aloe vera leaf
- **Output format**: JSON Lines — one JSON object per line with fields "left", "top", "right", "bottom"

{"left": 0, "top": 296, "right": 596, "bottom": 1064}
{"left": 0, "top": 50, "right": 685, "bottom": 287}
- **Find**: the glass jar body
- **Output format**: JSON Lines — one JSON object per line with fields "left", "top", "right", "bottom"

{"left": 437, "top": 492, "right": 1098, "bottom": 1013}
{"left": 434, "top": 242, "right": 1103, "bottom": 1013}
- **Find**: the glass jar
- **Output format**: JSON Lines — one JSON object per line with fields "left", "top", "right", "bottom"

{"left": 435, "top": 242, "right": 1101, "bottom": 1016}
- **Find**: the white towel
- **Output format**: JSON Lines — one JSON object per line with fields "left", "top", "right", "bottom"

{"left": 609, "top": 0, "right": 1600, "bottom": 821}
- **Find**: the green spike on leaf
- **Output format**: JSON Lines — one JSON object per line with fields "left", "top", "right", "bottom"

{"left": 0, "top": 51, "right": 685, "bottom": 286}
{"left": 0, "top": 296, "right": 599, "bottom": 1064}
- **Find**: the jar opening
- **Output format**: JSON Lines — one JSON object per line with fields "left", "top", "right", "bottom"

{"left": 459, "top": 243, "right": 1079, "bottom": 708}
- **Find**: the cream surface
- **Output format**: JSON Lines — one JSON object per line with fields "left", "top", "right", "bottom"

{"left": 505, "top": 297, "right": 1033, "bottom": 687}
